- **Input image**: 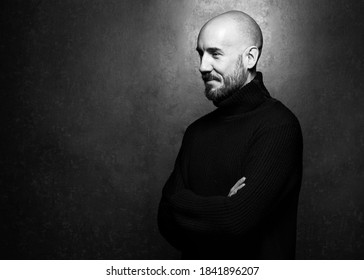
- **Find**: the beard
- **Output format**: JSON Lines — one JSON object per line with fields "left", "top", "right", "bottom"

{"left": 203, "top": 55, "right": 247, "bottom": 104}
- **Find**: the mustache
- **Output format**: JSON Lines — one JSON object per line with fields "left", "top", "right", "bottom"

{"left": 202, "top": 73, "right": 221, "bottom": 82}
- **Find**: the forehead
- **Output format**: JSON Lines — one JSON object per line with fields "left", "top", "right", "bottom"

{"left": 197, "top": 20, "right": 241, "bottom": 50}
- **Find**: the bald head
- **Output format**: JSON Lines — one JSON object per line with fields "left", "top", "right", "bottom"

{"left": 199, "top": 10, "right": 263, "bottom": 55}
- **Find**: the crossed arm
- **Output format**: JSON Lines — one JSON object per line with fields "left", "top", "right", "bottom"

{"left": 158, "top": 123, "right": 302, "bottom": 248}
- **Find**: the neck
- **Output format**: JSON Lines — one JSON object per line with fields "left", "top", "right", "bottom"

{"left": 244, "top": 70, "right": 256, "bottom": 86}
{"left": 213, "top": 71, "right": 270, "bottom": 115}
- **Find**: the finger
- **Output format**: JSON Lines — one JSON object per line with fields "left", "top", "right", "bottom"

{"left": 232, "top": 177, "right": 245, "bottom": 188}
{"left": 228, "top": 190, "right": 236, "bottom": 197}
{"left": 231, "top": 183, "right": 246, "bottom": 192}
{"left": 232, "top": 184, "right": 245, "bottom": 193}
{"left": 229, "top": 190, "right": 239, "bottom": 197}
{"left": 228, "top": 188, "right": 237, "bottom": 196}
{"left": 237, "top": 177, "right": 246, "bottom": 183}
{"left": 228, "top": 184, "right": 245, "bottom": 197}
{"left": 235, "top": 184, "right": 245, "bottom": 191}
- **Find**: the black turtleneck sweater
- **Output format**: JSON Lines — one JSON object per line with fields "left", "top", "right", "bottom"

{"left": 158, "top": 72, "right": 303, "bottom": 259}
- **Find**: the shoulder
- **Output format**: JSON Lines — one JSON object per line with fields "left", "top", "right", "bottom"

{"left": 250, "top": 99, "right": 303, "bottom": 149}
{"left": 261, "top": 98, "right": 301, "bottom": 130}
{"left": 254, "top": 99, "right": 303, "bottom": 151}
{"left": 184, "top": 110, "right": 217, "bottom": 134}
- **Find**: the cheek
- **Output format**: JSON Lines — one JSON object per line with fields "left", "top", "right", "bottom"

{"left": 212, "top": 67, "right": 226, "bottom": 81}
{"left": 214, "top": 62, "right": 234, "bottom": 79}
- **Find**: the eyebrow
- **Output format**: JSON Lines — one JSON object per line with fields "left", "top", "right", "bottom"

{"left": 196, "top": 47, "right": 224, "bottom": 54}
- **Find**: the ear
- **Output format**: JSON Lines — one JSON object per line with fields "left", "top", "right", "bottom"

{"left": 245, "top": 46, "right": 260, "bottom": 70}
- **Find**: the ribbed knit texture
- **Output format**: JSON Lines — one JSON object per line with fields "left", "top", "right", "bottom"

{"left": 158, "top": 72, "right": 303, "bottom": 259}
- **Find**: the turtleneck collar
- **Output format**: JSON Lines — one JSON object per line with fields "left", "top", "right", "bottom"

{"left": 213, "top": 72, "right": 271, "bottom": 116}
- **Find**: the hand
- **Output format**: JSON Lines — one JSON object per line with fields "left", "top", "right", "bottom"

{"left": 228, "top": 177, "right": 246, "bottom": 197}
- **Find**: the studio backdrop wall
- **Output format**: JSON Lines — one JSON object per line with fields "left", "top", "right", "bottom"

{"left": 2, "top": 0, "right": 363, "bottom": 259}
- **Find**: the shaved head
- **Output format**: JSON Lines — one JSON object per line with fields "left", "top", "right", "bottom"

{"left": 199, "top": 10, "right": 263, "bottom": 55}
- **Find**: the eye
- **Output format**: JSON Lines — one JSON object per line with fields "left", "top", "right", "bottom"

{"left": 212, "top": 52, "right": 221, "bottom": 58}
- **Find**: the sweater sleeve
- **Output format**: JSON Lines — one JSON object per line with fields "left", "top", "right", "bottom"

{"left": 157, "top": 128, "right": 194, "bottom": 250}
{"left": 157, "top": 151, "right": 186, "bottom": 250}
{"left": 164, "top": 123, "right": 303, "bottom": 236}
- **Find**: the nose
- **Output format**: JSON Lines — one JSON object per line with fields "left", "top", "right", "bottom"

{"left": 199, "top": 54, "right": 213, "bottom": 73}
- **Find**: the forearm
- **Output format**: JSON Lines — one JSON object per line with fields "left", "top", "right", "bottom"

{"left": 157, "top": 196, "right": 183, "bottom": 250}
{"left": 158, "top": 195, "right": 209, "bottom": 251}
{"left": 157, "top": 133, "right": 192, "bottom": 249}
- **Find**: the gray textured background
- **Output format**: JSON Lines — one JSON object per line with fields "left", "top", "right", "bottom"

{"left": 2, "top": 0, "right": 364, "bottom": 259}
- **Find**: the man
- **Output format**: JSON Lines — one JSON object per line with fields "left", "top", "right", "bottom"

{"left": 158, "top": 10, "right": 303, "bottom": 260}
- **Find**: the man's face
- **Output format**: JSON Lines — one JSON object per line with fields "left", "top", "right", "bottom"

{"left": 196, "top": 22, "right": 248, "bottom": 103}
